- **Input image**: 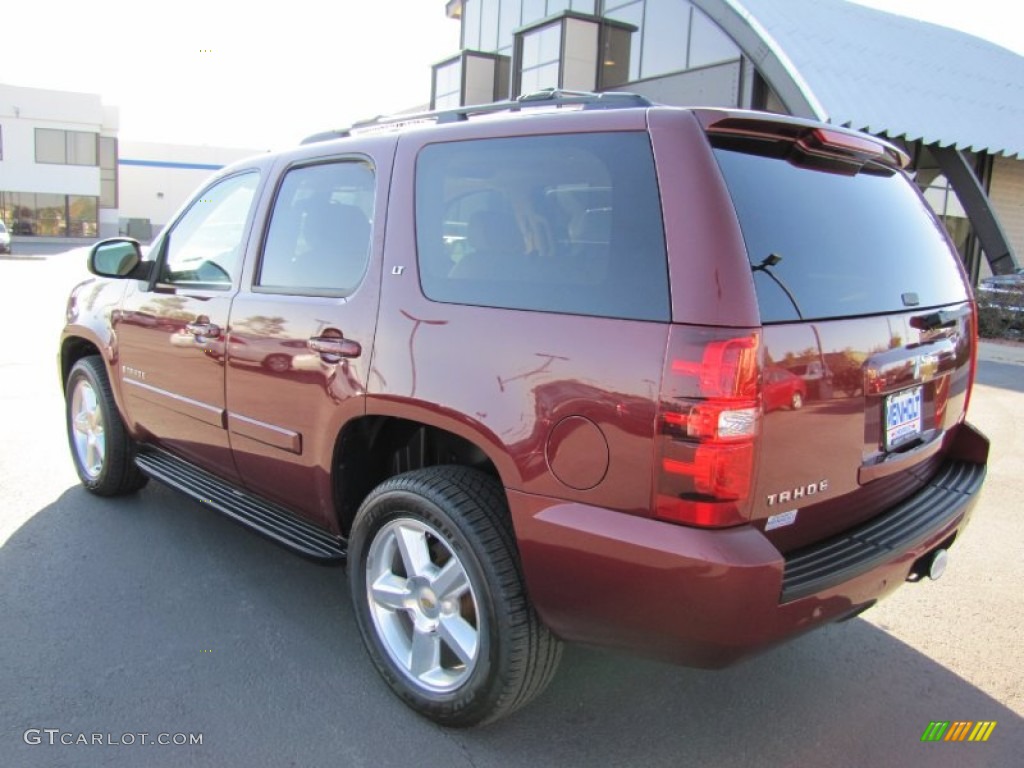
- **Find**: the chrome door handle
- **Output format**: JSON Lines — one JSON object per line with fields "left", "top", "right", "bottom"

{"left": 186, "top": 322, "right": 221, "bottom": 338}
{"left": 308, "top": 336, "right": 361, "bottom": 360}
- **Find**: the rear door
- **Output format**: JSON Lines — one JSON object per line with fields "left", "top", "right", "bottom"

{"left": 224, "top": 145, "right": 391, "bottom": 528}
{"left": 710, "top": 132, "right": 974, "bottom": 552}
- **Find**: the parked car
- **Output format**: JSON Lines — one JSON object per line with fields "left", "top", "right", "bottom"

{"left": 0, "top": 220, "right": 11, "bottom": 254}
{"left": 60, "top": 91, "right": 989, "bottom": 727}
{"left": 764, "top": 366, "right": 807, "bottom": 411}
{"left": 978, "top": 266, "right": 1024, "bottom": 293}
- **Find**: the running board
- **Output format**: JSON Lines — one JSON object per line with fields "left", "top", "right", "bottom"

{"left": 135, "top": 449, "right": 346, "bottom": 562}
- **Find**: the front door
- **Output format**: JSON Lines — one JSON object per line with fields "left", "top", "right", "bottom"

{"left": 225, "top": 155, "right": 384, "bottom": 528}
{"left": 116, "top": 171, "right": 262, "bottom": 481}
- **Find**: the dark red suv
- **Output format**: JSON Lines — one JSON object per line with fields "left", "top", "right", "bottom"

{"left": 60, "top": 91, "right": 988, "bottom": 726}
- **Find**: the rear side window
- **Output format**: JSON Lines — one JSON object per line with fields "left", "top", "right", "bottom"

{"left": 713, "top": 148, "right": 969, "bottom": 322}
{"left": 415, "top": 132, "right": 670, "bottom": 322}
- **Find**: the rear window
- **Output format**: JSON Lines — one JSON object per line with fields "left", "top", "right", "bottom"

{"left": 415, "top": 132, "right": 670, "bottom": 322}
{"left": 713, "top": 148, "right": 969, "bottom": 323}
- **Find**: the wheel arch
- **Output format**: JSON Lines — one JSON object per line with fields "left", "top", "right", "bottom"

{"left": 332, "top": 412, "right": 508, "bottom": 537}
{"left": 60, "top": 333, "right": 105, "bottom": 392}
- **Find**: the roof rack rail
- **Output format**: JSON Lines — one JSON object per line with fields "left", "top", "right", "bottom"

{"left": 300, "top": 89, "right": 654, "bottom": 145}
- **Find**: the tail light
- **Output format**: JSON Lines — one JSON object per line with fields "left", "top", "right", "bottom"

{"left": 654, "top": 327, "right": 762, "bottom": 527}
{"left": 964, "top": 301, "right": 979, "bottom": 417}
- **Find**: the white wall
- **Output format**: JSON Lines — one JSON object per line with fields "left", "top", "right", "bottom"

{"left": 0, "top": 83, "right": 115, "bottom": 197}
{"left": 118, "top": 141, "right": 264, "bottom": 230}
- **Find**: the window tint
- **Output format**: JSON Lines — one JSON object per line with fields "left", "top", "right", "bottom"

{"left": 161, "top": 172, "right": 259, "bottom": 289}
{"left": 416, "top": 132, "right": 669, "bottom": 322}
{"left": 713, "top": 149, "right": 969, "bottom": 323}
{"left": 258, "top": 161, "right": 374, "bottom": 296}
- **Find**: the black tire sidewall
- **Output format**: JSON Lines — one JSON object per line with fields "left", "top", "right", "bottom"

{"left": 65, "top": 357, "right": 143, "bottom": 496}
{"left": 349, "top": 484, "right": 508, "bottom": 725}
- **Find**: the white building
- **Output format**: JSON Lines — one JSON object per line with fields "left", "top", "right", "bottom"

{"left": 1, "top": 82, "right": 262, "bottom": 245}
{"left": 117, "top": 141, "right": 263, "bottom": 239}
{"left": 0, "top": 83, "right": 119, "bottom": 238}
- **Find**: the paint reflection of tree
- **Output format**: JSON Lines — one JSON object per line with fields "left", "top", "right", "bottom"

{"left": 232, "top": 315, "right": 288, "bottom": 338}
{"left": 140, "top": 296, "right": 192, "bottom": 322}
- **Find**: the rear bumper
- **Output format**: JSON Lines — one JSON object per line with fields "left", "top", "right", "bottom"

{"left": 509, "top": 426, "right": 988, "bottom": 668}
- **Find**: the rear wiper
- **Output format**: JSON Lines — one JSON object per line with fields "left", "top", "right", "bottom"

{"left": 752, "top": 253, "right": 804, "bottom": 320}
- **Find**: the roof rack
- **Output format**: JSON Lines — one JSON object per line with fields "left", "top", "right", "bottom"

{"left": 300, "top": 89, "right": 654, "bottom": 145}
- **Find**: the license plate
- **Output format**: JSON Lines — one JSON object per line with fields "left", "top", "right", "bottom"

{"left": 884, "top": 386, "right": 923, "bottom": 450}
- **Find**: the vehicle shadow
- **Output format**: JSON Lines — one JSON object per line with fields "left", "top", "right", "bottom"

{"left": 1, "top": 484, "right": 1020, "bottom": 768}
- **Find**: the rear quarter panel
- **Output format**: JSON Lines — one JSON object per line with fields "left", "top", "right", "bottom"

{"left": 368, "top": 113, "right": 671, "bottom": 514}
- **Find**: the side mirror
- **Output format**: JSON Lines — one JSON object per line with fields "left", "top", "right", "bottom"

{"left": 88, "top": 238, "right": 152, "bottom": 280}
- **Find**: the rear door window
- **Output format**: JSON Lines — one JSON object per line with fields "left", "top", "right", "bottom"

{"left": 257, "top": 159, "right": 374, "bottom": 296}
{"left": 713, "top": 148, "right": 969, "bottom": 322}
{"left": 415, "top": 132, "right": 670, "bottom": 322}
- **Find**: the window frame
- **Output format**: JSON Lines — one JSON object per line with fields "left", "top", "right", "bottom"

{"left": 252, "top": 155, "right": 377, "bottom": 299}
{"left": 153, "top": 170, "right": 262, "bottom": 293}
{"left": 413, "top": 130, "right": 671, "bottom": 323}
{"left": 34, "top": 128, "right": 99, "bottom": 166}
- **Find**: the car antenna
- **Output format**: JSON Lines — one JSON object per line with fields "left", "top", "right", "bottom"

{"left": 752, "top": 253, "right": 804, "bottom": 320}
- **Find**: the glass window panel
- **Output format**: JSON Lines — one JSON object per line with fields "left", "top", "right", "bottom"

{"left": 498, "top": 0, "right": 520, "bottom": 50}
{"left": 101, "top": 179, "right": 118, "bottom": 210}
{"left": 688, "top": 7, "right": 740, "bottom": 68}
{"left": 571, "top": 0, "right": 596, "bottom": 12}
{"left": 640, "top": 0, "right": 690, "bottom": 78}
{"left": 522, "top": 27, "right": 542, "bottom": 68}
{"left": 600, "top": 23, "right": 632, "bottom": 87}
{"left": 519, "top": 66, "right": 540, "bottom": 95}
{"left": 713, "top": 148, "right": 968, "bottom": 322}
{"left": 162, "top": 173, "right": 260, "bottom": 288}
{"left": 35, "top": 128, "right": 66, "bottom": 164}
{"left": 434, "top": 92, "right": 462, "bottom": 110}
{"left": 538, "top": 23, "right": 562, "bottom": 61}
{"left": 100, "top": 137, "right": 117, "bottom": 169}
{"left": 259, "top": 161, "right": 375, "bottom": 296}
{"left": 520, "top": 61, "right": 561, "bottom": 93}
{"left": 522, "top": 0, "right": 545, "bottom": 25}
{"left": 434, "top": 59, "right": 462, "bottom": 98}
{"left": 463, "top": 0, "right": 481, "bottom": 49}
{"left": 415, "top": 132, "right": 670, "bottom": 321}
{"left": 601, "top": 2, "right": 642, "bottom": 81}
{"left": 480, "top": 0, "right": 499, "bottom": 50}
{"left": 36, "top": 193, "right": 66, "bottom": 236}
{"left": 68, "top": 196, "right": 98, "bottom": 237}
{"left": 9, "top": 192, "right": 35, "bottom": 235}
{"left": 602, "top": 0, "right": 638, "bottom": 12}
{"left": 547, "top": 0, "right": 570, "bottom": 14}
{"left": 67, "top": 131, "right": 98, "bottom": 166}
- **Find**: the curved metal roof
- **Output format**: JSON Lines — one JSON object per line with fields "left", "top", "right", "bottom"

{"left": 694, "top": 0, "right": 1024, "bottom": 158}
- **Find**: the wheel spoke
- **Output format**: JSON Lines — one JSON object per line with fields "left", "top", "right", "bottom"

{"left": 85, "top": 439, "right": 99, "bottom": 472}
{"left": 395, "top": 525, "right": 432, "bottom": 579}
{"left": 370, "top": 572, "right": 412, "bottom": 612}
{"left": 431, "top": 558, "right": 469, "bottom": 602}
{"left": 438, "top": 615, "right": 478, "bottom": 666}
{"left": 73, "top": 411, "right": 91, "bottom": 435}
{"left": 409, "top": 627, "right": 441, "bottom": 678}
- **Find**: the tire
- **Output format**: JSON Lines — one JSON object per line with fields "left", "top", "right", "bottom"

{"left": 791, "top": 391, "right": 804, "bottom": 410}
{"left": 348, "top": 466, "right": 561, "bottom": 727}
{"left": 65, "top": 356, "right": 148, "bottom": 496}
{"left": 262, "top": 354, "right": 291, "bottom": 373}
